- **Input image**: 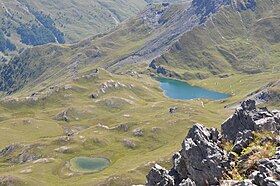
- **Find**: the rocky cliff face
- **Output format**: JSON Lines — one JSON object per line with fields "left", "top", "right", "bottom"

{"left": 222, "top": 100, "right": 280, "bottom": 141}
{"left": 146, "top": 100, "right": 280, "bottom": 186}
{"left": 193, "top": 0, "right": 231, "bottom": 23}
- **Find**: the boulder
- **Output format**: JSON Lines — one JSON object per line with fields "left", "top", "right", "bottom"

{"left": 55, "top": 146, "right": 70, "bottom": 153}
{"left": 222, "top": 100, "right": 280, "bottom": 141}
{"left": 231, "top": 130, "right": 254, "bottom": 154}
{"left": 220, "top": 179, "right": 256, "bottom": 186}
{"left": 249, "top": 156, "right": 280, "bottom": 186}
{"left": 173, "top": 124, "right": 225, "bottom": 185}
{"left": 123, "top": 139, "right": 137, "bottom": 149}
{"left": 146, "top": 164, "right": 174, "bottom": 186}
{"left": 178, "top": 178, "right": 196, "bottom": 186}
{"left": 169, "top": 107, "right": 177, "bottom": 113}
{"left": 133, "top": 128, "right": 144, "bottom": 137}
{"left": 18, "top": 152, "right": 41, "bottom": 164}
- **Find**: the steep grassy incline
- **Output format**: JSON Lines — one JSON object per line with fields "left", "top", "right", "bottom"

{"left": 151, "top": 0, "right": 280, "bottom": 78}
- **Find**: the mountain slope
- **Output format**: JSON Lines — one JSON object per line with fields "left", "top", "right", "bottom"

{"left": 151, "top": 0, "right": 280, "bottom": 78}
{"left": 0, "top": 0, "right": 147, "bottom": 60}
{"left": 0, "top": 0, "right": 279, "bottom": 95}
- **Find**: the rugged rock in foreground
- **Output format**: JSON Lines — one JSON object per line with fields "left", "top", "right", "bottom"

{"left": 222, "top": 100, "right": 280, "bottom": 141}
{"left": 173, "top": 124, "right": 226, "bottom": 185}
{"left": 146, "top": 100, "right": 280, "bottom": 186}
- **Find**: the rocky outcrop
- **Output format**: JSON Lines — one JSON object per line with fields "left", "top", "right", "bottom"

{"left": 174, "top": 124, "right": 225, "bottom": 185}
{"left": 245, "top": 81, "right": 280, "bottom": 105}
{"left": 192, "top": 0, "right": 231, "bottom": 23}
{"left": 220, "top": 179, "right": 255, "bottom": 185}
{"left": 231, "top": 130, "right": 254, "bottom": 154}
{"left": 147, "top": 124, "right": 227, "bottom": 185}
{"left": 0, "top": 144, "right": 41, "bottom": 164}
{"left": 222, "top": 100, "right": 280, "bottom": 141}
{"left": 0, "top": 144, "right": 19, "bottom": 157}
{"left": 146, "top": 164, "right": 174, "bottom": 186}
{"left": 146, "top": 100, "right": 280, "bottom": 186}
{"left": 249, "top": 155, "right": 280, "bottom": 186}
{"left": 234, "top": 0, "right": 257, "bottom": 11}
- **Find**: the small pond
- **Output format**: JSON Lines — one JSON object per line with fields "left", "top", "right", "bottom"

{"left": 157, "top": 78, "right": 230, "bottom": 100}
{"left": 70, "top": 157, "right": 110, "bottom": 173}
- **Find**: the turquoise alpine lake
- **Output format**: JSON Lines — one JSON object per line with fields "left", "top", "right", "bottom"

{"left": 157, "top": 78, "right": 230, "bottom": 100}
{"left": 70, "top": 157, "right": 110, "bottom": 173}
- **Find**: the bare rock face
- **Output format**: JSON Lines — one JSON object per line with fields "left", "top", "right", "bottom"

{"left": 174, "top": 124, "right": 225, "bottom": 185}
{"left": 231, "top": 130, "right": 254, "bottom": 154}
{"left": 249, "top": 156, "right": 280, "bottom": 186}
{"left": 178, "top": 178, "right": 196, "bottom": 186}
{"left": 192, "top": 0, "right": 231, "bottom": 23}
{"left": 221, "top": 100, "right": 280, "bottom": 141}
{"left": 0, "top": 144, "right": 19, "bottom": 157}
{"left": 220, "top": 179, "right": 255, "bottom": 185}
{"left": 146, "top": 124, "right": 226, "bottom": 186}
{"left": 146, "top": 100, "right": 280, "bottom": 186}
{"left": 146, "top": 164, "right": 174, "bottom": 186}
{"left": 0, "top": 144, "right": 41, "bottom": 164}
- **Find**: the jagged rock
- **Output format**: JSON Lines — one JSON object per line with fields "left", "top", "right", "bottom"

{"left": 235, "top": 0, "right": 257, "bottom": 11}
{"left": 0, "top": 144, "right": 19, "bottom": 157}
{"left": 274, "top": 147, "right": 280, "bottom": 159}
{"left": 146, "top": 164, "right": 174, "bottom": 186}
{"left": 56, "top": 110, "right": 70, "bottom": 122}
{"left": 220, "top": 179, "right": 256, "bottom": 186}
{"left": 173, "top": 124, "right": 225, "bottom": 185}
{"left": 133, "top": 128, "right": 144, "bottom": 137}
{"left": 146, "top": 103, "right": 280, "bottom": 186}
{"left": 123, "top": 139, "right": 137, "bottom": 149}
{"left": 249, "top": 157, "right": 280, "bottom": 186}
{"left": 18, "top": 152, "right": 41, "bottom": 164}
{"left": 178, "top": 178, "right": 196, "bottom": 186}
{"left": 0, "top": 144, "right": 41, "bottom": 164}
{"left": 222, "top": 100, "right": 280, "bottom": 141}
{"left": 231, "top": 130, "right": 254, "bottom": 154}
{"left": 157, "top": 66, "right": 167, "bottom": 75}
{"left": 169, "top": 107, "right": 177, "bottom": 113}
{"left": 192, "top": 0, "right": 231, "bottom": 23}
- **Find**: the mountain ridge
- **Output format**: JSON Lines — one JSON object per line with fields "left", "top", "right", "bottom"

{"left": 0, "top": 0, "right": 279, "bottom": 96}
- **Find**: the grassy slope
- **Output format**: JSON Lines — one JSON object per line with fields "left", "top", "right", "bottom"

{"left": 0, "top": 69, "right": 279, "bottom": 185}
{"left": 0, "top": 0, "right": 279, "bottom": 185}
{"left": 0, "top": 0, "right": 146, "bottom": 58}
{"left": 1, "top": 0, "right": 279, "bottom": 95}
{"left": 152, "top": 0, "right": 280, "bottom": 77}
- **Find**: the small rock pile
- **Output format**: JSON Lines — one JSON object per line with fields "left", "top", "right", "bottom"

{"left": 146, "top": 100, "right": 280, "bottom": 186}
